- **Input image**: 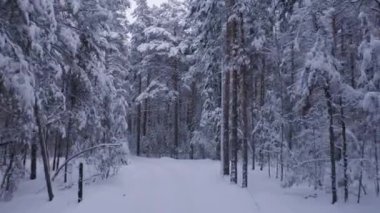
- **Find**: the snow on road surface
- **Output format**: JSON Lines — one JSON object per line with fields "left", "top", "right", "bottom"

{"left": 1, "top": 157, "right": 379, "bottom": 213}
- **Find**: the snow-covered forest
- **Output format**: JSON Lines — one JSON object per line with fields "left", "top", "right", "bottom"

{"left": 1, "top": 0, "right": 380, "bottom": 212}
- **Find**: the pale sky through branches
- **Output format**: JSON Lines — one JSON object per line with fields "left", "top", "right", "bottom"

{"left": 147, "top": 0, "right": 168, "bottom": 6}
{"left": 126, "top": 0, "right": 169, "bottom": 21}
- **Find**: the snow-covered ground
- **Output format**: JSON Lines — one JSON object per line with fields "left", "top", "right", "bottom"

{"left": 1, "top": 157, "right": 379, "bottom": 213}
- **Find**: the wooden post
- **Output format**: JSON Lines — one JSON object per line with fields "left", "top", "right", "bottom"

{"left": 78, "top": 163, "right": 83, "bottom": 203}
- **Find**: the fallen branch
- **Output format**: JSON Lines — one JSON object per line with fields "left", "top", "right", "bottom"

{"left": 51, "top": 143, "right": 122, "bottom": 181}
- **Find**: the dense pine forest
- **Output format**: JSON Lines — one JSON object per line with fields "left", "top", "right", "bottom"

{"left": 0, "top": 0, "right": 380, "bottom": 212}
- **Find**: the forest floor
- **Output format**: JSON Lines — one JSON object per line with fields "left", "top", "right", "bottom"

{"left": 1, "top": 157, "right": 379, "bottom": 213}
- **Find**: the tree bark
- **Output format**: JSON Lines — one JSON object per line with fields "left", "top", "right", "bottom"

{"left": 374, "top": 129, "right": 379, "bottom": 197}
{"left": 280, "top": 123, "right": 284, "bottom": 181}
{"left": 136, "top": 74, "right": 142, "bottom": 156}
{"left": 325, "top": 86, "right": 337, "bottom": 204}
{"left": 259, "top": 57, "right": 266, "bottom": 172}
{"left": 239, "top": 12, "right": 248, "bottom": 188}
{"left": 225, "top": 0, "right": 239, "bottom": 184}
{"left": 34, "top": 102, "right": 54, "bottom": 201}
{"left": 23, "top": 144, "right": 28, "bottom": 167}
{"left": 340, "top": 97, "right": 348, "bottom": 202}
{"left": 268, "top": 152, "right": 271, "bottom": 178}
{"left": 288, "top": 43, "right": 295, "bottom": 151}
{"left": 1, "top": 151, "right": 14, "bottom": 190}
{"left": 142, "top": 73, "right": 150, "bottom": 136}
{"left": 63, "top": 67, "right": 73, "bottom": 183}
{"left": 251, "top": 136, "right": 256, "bottom": 170}
{"left": 222, "top": 70, "right": 230, "bottom": 175}
{"left": 251, "top": 77, "right": 258, "bottom": 171}
{"left": 64, "top": 120, "right": 71, "bottom": 183}
{"left": 357, "top": 139, "right": 366, "bottom": 203}
{"left": 56, "top": 136, "right": 61, "bottom": 172}
{"left": 173, "top": 58, "right": 179, "bottom": 157}
{"left": 45, "top": 131, "right": 50, "bottom": 171}
{"left": 1, "top": 143, "right": 6, "bottom": 166}
{"left": 30, "top": 139, "right": 37, "bottom": 180}
{"left": 78, "top": 163, "right": 83, "bottom": 203}
{"left": 241, "top": 84, "right": 248, "bottom": 187}
{"left": 240, "top": 65, "right": 248, "bottom": 187}
{"left": 229, "top": 69, "right": 238, "bottom": 184}
{"left": 52, "top": 133, "right": 58, "bottom": 171}
{"left": 276, "top": 155, "right": 279, "bottom": 179}
{"left": 280, "top": 68, "right": 285, "bottom": 181}
{"left": 259, "top": 149, "right": 264, "bottom": 171}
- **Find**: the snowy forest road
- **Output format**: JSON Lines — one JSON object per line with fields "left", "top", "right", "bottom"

{"left": 1, "top": 157, "right": 379, "bottom": 213}
{"left": 74, "top": 157, "right": 257, "bottom": 213}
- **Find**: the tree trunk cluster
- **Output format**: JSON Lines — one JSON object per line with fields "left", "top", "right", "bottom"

{"left": 222, "top": 0, "right": 251, "bottom": 188}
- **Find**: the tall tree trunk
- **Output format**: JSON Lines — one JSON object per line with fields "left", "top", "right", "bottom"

{"left": 78, "top": 163, "right": 83, "bottom": 203}
{"left": 288, "top": 43, "right": 295, "bottom": 151}
{"left": 340, "top": 97, "right": 348, "bottom": 202}
{"left": 251, "top": 76, "right": 258, "bottom": 171}
{"left": 259, "top": 149, "right": 264, "bottom": 171}
{"left": 34, "top": 102, "right": 54, "bottom": 201}
{"left": 56, "top": 136, "right": 61, "bottom": 171}
{"left": 225, "top": 0, "right": 239, "bottom": 184}
{"left": 276, "top": 154, "right": 279, "bottom": 179}
{"left": 331, "top": 14, "right": 341, "bottom": 203}
{"left": 251, "top": 135, "right": 256, "bottom": 170}
{"left": 30, "top": 139, "right": 37, "bottom": 180}
{"left": 313, "top": 128, "right": 319, "bottom": 189}
{"left": 280, "top": 123, "right": 284, "bottom": 181}
{"left": 45, "top": 131, "right": 50, "bottom": 170}
{"left": 238, "top": 11, "right": 248, "bottom": 188}
{"left": 280, "top": 68, "right": 285, "bottom": 181}
{"left": 241, "top": 76, "right": 248, "bottom": 187}
{"left": 63, "top": 67, "right": 73, "bottom": 183}
{"left": 23, "top": 144, "right": 28, "bottom": 167}
{"left": 188, "top": 81, "right": 197, "bottom": 159}
{"left": 374, "top": 129, "right": 379, "bottom": 197}
{"left": 331, "top": 15, "right": 338, "bottom": 57}
{"left": 268, "top": 152, "right": 271, "bottom": 178}
{"left": 136, "top": 75, "right": 142, "bottom": 156}
{"left": 259, "top": 57, "right": 266, "bottom": 172}
{"left": 174, "top": 100, "right": 179, "bottom": 154}
{"left": 1, "top": 150, "right": 14, "bottom": 191}
{"left": 2, "top": 145, "right": 6, "bottom": 166}
{"left": 64, "top": 120, "right": 71, "bottom": 183}
{"left": 229, "top": 68, "right": 238, "bottom": 184}
{"left": 222, "top": 69, "right": 230, "bottom": 175}
{"left": 357, "top": 139, "right": 366, "bottom": 203}
{"left": 188, "top": 81, "right": 196, "bottom": 131}
{"left": 142, "top": 73, "right": 150, "bottom": 136}
{"left": 325, "top": 85, "right": 337, "bottom": 204}
{"left": 173, "top": 59, "right": 179, "bottom": 157}
{"left": 127, "top": 115, "right": 132, "bottom": 134}
{"left": 52, "top": 133, "right": 58, "bottom": 171}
